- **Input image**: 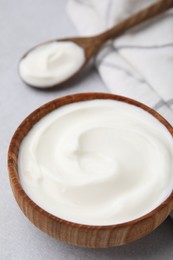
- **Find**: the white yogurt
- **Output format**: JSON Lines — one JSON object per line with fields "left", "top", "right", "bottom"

{"left": 19, "top": 41, "right": 85, "bottom": 88}
{"left": 19, "top": 100, "right": 173, "bottom": 225}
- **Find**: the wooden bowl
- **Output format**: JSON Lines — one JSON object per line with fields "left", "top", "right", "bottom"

{"left": 8, "top": 93, "right": 173, "bottom": 248}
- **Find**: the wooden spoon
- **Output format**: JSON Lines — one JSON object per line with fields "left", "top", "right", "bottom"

{"left": 19, "top": 0, "right": 173, "bottom": 89}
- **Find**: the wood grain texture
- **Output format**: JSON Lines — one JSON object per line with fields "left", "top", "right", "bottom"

{"left": 20, "top": 0, "right": 173, "bottom": 89}
{"left": 8, "top": 93, "right": 173, "bottom": 248}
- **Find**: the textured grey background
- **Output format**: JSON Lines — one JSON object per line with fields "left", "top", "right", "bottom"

{"left": 0, "top": 0, "right": 173, "bottom": 259}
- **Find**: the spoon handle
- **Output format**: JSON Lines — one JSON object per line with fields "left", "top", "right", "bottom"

{"left": 97, "top": 0, "right": 173, "bottom": 43}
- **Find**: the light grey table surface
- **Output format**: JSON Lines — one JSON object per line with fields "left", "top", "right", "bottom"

{"left": 0, "top": 0, "right": 173, "bottom": 259}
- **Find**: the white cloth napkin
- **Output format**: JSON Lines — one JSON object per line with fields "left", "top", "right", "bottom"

{"left": 67, "top": 0, "right": 173, "bottom": 124}
{"left": 67, "top": 0, "right": 173, "bottom": 218}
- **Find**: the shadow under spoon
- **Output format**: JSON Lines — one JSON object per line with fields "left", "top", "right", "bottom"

{"left": 19, "top": 0, "right": 173, "bottom": 89}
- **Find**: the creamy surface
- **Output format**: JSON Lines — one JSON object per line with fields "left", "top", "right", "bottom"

{"left": 19, "top": 41, "right": 85, "bottom": 88}
{"left": 19, "top": 100, "right": 173, "bottom": 225}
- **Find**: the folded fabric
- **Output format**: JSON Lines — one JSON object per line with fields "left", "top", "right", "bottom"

{"left": 67, "top": 0, "right": 173, "bottom": 124}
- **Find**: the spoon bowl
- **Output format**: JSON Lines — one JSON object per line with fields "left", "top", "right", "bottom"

{"left": 19, "top": 37, "right": 92, "bottom": 89}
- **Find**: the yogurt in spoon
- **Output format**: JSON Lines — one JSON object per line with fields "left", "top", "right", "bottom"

{"left": 19, "top": 41, "right": 85, "bottom": 88}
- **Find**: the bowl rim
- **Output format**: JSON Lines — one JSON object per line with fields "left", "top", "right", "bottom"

{"left": 8, "top": 92, "right": 173, "bottom": 230}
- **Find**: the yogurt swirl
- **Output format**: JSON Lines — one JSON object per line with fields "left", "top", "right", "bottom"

{"left": 19, "top": 100, "right": 173, "bottom": 225}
